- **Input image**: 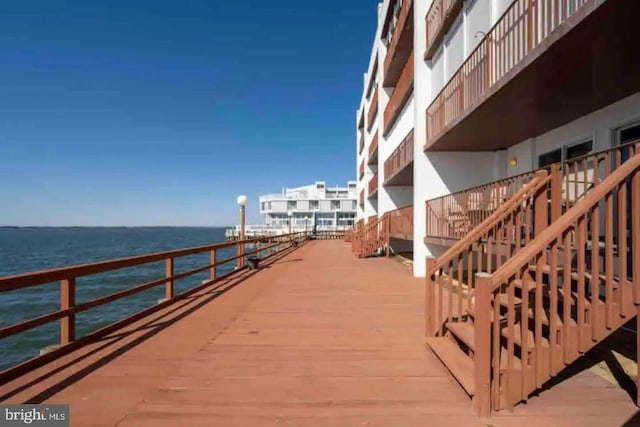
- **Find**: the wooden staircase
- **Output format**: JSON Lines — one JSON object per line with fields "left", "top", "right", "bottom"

{"left": 426, "top": 141, "right": 640, "bottom": 416}
{"left": 351, "top": 214, "right": 389, "bottom": 258}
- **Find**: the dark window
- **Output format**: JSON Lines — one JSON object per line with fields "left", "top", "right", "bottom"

{"left": 620, "top": 123, "right": 640, "bottom": 144}
{"left": 566, "top": 140, "right": 592, "bottom": 160}
{"left": 538, "top": 149, "right": 562, "bottom": 167}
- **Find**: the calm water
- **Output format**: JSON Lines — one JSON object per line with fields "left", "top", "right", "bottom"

{"left": 0, "top": 227, "right": 239, "bottom": 371}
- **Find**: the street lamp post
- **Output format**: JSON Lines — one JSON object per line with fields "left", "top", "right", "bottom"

{"left": 237, "top": 195, "right": 248, "bottom": 269}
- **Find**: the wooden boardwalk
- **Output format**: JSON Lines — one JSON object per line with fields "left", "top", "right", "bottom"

{"left": 1, "top": 240, "right": 639, "bottom": 426}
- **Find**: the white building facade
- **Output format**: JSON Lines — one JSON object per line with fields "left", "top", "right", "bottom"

{"left": 260, "top": 181, "right": 358, "bottom": 231}
{"left": 356, "top": 0, "right": 640, "bottom": 277}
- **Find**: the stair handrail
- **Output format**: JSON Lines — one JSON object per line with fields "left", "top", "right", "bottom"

{"left": 429, "top": 170, "right": 549, "bottom": 275}
{"left": 489, "top": 151, "right": 640, "bottom": 291}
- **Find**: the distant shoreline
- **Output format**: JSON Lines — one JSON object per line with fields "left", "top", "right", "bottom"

{"left": 0, "top": 226, "right": 230, "bottom": 229}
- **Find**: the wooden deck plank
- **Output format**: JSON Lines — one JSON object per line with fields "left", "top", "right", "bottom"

{"left": 0, "top": 240, "right": 638, "bottom": 426}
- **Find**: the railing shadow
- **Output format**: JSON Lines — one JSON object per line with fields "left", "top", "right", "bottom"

{"left": 533, "top": 324, "right": 638, "bottom": 405}
{"left": 0, "top": 243, "right": 304, "bottom": 404}
{"left": 622, "top": 410, "right": 640, "bottom": 427}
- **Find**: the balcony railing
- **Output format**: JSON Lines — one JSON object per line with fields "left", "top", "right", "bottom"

{"left": 359, "top": 159, "right": 365, "bottom": 180}
{"left": 383, "top": 0, "right": 414, "bottom": 87}
{"left": 426, "top": 140, "right": 640, "bottom": 241}
{"left": 426, "top": 0, "right": 589, "bottom": 147}
{"left": 383, "top": 50, "right": 414, "bottom": 136}
{"left": 387, "top": 205, "right": 413, "bottom": 239}
{"left": 368, "top": 173, "right": 379, "bottom": 197}
{"left": 367, "top": 87, "right": 378, "bottom": 131}
{"left": 384, "top": 129, "right": 414, "bottom": 185}
{"left": 424, "top": 0, "right": 464, "bottom": 60}
{"left": 368, "top": 132, "right": 379, "bottom": 164}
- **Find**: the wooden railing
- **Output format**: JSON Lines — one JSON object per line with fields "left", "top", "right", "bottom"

{"left": 384, "top": 129, "right": 414, "bottom": 184}
{"left": 351, "top": 215, "right": 389, "bottom": 258}
{"left": 387, "top": 205, "right": 413, "bottom": 239}
{"left": 383, "top": 50, "right": 414, "bottom": 135}
{"left": 368, "top": 173, "right": 379, "bottom": 197}
{"left": 426, "top": 171, "right": 539, "bottom": 240}
{"left": 475, "top": 145, "right": 640, "bottom": 414}
{"left": 426, "top": 141, "right": 640, "bottom": 241}
{"left": 424, "top": 0, "right": 463, "bottom": 60}
{"left": 426, "top": 170, "right": 550, "bottom": 336}
{"left": 425, "top": 141, "right": 640, "bottom": 416}
{"left": 426, "top": 0, "right": 589, "bottom": 146}
{"left": 383, "top": 0, "right": 414, "bottom": 86}
{"left": 0, "top": 232, "right": 308, "bottom": 383}
{"left": 367, "top": 87, "right": 379, "bottom": 131}
{"left": 368, "top": 131, "right": 379, "bottom": 162}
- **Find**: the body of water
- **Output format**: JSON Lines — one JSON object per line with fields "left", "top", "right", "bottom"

{"left": 0, "top": 227, "right": 238, "bottom": 371}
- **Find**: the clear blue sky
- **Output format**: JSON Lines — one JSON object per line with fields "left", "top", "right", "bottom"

{"left": 0, "top": 0, "right": 376, "bottom": 226}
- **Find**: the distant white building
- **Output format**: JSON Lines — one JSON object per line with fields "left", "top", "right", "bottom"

{"left": 225, "top": 181, "right": 358, "bottom": 239}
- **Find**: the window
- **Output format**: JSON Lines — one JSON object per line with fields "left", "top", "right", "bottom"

{"left": 337, "top": 212, "right": 356, "bottom": 227}
{"left": 310, "top": 200, "right": 319, "bottom": 210}
{"left": 619, "top": 122, "right": 640, "bottom": 145}
{"left": 538, "top": 149, "right": 562, "bottom": 168}
{"left": 267, "top": 202, "right": 271, "bottom": 210}
{"left": 261, "top": 202, "right": 265, "bottom": 210}
{"left": 331, "top": 200, "right": 340, "bottom": 210}
{"left": 566, "top": 140, "right": 593, "bottom": 160}
{"left": 287, "top": 201, "right": 297, "bottom": 210}
{"left": 316, "top": 213, "right": 334, "bottom": 227}
{"left": 538, "top": 140, "right": 593, "bottom": 167}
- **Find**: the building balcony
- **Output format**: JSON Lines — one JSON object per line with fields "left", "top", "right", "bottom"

{"left": 383, "top": 50, "right": 414, "bottom": 136}
{"left": 382, "top": 0, "right": 414, "bottom": 87}
{"left": 358, "top": 133, "right": 364, "bottom": 154}
{"left": 368, "top": 132, "right": 379, "bottom": 166}
{"left": 424, "top": 0, "right": 640, "bottom": 152}
{"left": 359, "top": 189, "right": 364, "bottom": 206}
{"left": 359, "top": 159, "right": 365, "bottom": 180}
{"left": 387, "top": 205, "right": 413, "bottom": 240}
{"left": 384, "top": 129, "right": 414, "bottom": 186}
{"left": 423, "top": 0, "right": 464, "bottom": 61}
{"left": 366, "top": 87, "right": 378, "bottom": 131}
{"left": 368, "top": 173, "right": 379, "bottom": 198}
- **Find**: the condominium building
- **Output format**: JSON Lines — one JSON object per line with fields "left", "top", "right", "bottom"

{"left": 356, "top": 0, "right": 640, "bottom": 277}
{"left": 226, "top": 181, "right": 357, "bottom": 240}
{"left": 260, "top": 181, "right": 358, "bottom": 230}
{"left": 353, "top": 0, "right": 640, "bottom": 417}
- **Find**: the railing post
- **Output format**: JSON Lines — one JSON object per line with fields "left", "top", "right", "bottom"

{"left": 550, "top": 163, "right": 563, "bottom": 223}
{"left": 60, "top": 278, "right": 76, "bottom": 345}
{"left": 385, "top": 214, "right": 390, "bottom": 257}
{"left": 527, "top": 0, "right": 534, "bottom": 51}
{"left": 165, "top": 258, "right": 174, "bottom": 300}
{"left": 533, "top": 182, "right": 548, "bottom": 238}
{"left": 473, "top": 272, "right": 492, "bottom": 418}
{"left": 210, "top": 249, "right": 216, "bottom": 282}
{"left": 426, "top": 257, "right": 436, "bottom": 338}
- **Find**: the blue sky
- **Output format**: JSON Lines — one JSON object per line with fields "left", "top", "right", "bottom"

{"left": 0, "top": 0, "right": 376, "bottom": 226}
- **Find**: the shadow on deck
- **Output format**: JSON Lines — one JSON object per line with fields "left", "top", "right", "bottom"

{"left": 0, "top": 240, "right": 638, "bottom": 426}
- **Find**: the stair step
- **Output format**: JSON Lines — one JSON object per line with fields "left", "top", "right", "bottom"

{"left": 501, "top": 325, "right": 549, "bottom": 349}
{"left": 447, "top": 321, "right": 476, "bottom": 351}
{"left": 528, "top": 264, "right": 564, "bottom": 275}
{"left": 570, "top": 271, "right": 627, "bottom": 289}
{"left": 426, "top": 337, "right": 476, "bottom": 396}
{"left": 497, "top": 293, "right": 522, "bottom": 308}
{"left": 499, "top": 347, "right": 523, "bottom": 372}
